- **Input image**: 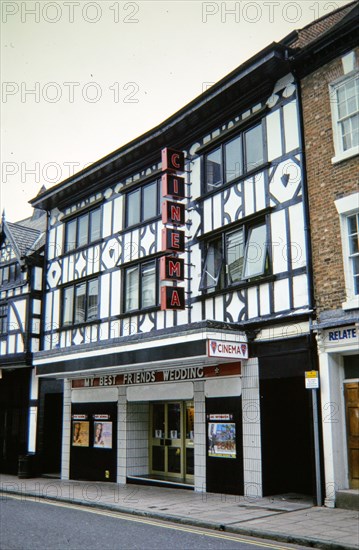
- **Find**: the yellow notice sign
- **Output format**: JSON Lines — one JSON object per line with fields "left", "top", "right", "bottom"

{"left": 305, "top": 371, "right": 319, "bottom": 389}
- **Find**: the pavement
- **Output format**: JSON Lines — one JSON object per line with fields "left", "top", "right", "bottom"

{"left": 0, "top": 474, "right": 358, "bottom": 550}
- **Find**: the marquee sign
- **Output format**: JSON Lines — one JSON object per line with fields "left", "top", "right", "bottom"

{"left": 160, "top": 147, "right": 187, "bottom": 310}
{"left": 72, "top": 362, "right": 241, "bottom": 388}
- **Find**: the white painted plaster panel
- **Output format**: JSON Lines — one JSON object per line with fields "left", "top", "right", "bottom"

{"left": 266, "top": 109, "right": 282, "bottom": 161}
{"left": 225, "top": 292, "right": 244, "bottom": 323}
{"left": 284, "top": 101, "right": 299, "bottom": 152}
{"left": 205, "top": 377, "right": 242, "bottom": 397}
{"left": 247, "top": 286, "right": 258, "bottom": 319}
{"left": 215, "top": 296, "right": 224, "bottom": 322}
{"left": 55, "top": 224, "right": 63, "bottom": 257}
{"left": 72, "top": 388, "right": 118, "bottom": 402}
{"left": 127, "top": 382, "right": 193, "bottom": 402}
{"left": 48, "top": 228, "right": 56, "bottom": 260}
{"left": 100, "top": 273, "right": 110, "bottom": 318}
{"left": 190, "top": 244, "right": 202, "bottom": 298}
{"left": 289, "top": 203, "right": 307, "bottom": 269}
{"left": 203, "top": 198, "right": 212, "bottom": 234}
{"left": 111, "top": 270, "right": 121, "bottom": 316}
{"left": 190, "top": 156, "right": 201, "bottom": 200}
{"left": 255, "top": 173, "right": 266, "bottom": 212}
{"left": 112, "top": 196, "right": 123, "bottom": 234}
{"left": 274, "top": 278, "right": 290, "bottom": 312}
{"left": 212, "top": 193, "right": 222, "bottom": 230}
{"left": 293, "top": 274, "right": 309, "bottom": 308}
{"left": 259, "top": 283, "right": 270, "bottom": 316}
{"left": 102, "top": 202, "right": 112, "bottom": 239}
{"left": 271, "top": 209, "right": 288, "bottom": 274}
{"left": 205, "top": 298, "right": 214, "bottom": 321}
{"left": 99, "top": 321, "right": 109, "bottom": 341}
{"left": 244, "top": 177, "right": 255, "bottom": 216}
{"left": 75, "top": 253, "right": 86, "bottom": 279}
{"left": 68, "top": 255, "right": 75, "bottom": 282}
{"left": 52, "top": 290, "right": 60, "bottom": 327}
{"left": 61, "top": 257, "right": 68, "bottom": 284}
{"left": 34, "top": 267, "right": 42, "bottom": 290}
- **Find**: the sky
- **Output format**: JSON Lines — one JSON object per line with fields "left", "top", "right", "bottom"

{"left": 1, "top": 0, "right": 353, "bottom": 221}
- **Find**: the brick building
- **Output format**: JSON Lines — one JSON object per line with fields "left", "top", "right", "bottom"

{"left": 288, "top": 2, "right": 358, "bottom": 507}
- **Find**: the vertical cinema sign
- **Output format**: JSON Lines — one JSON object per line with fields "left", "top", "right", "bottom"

{"left": 160, "top": 147, "right": 186, "bottom": 310}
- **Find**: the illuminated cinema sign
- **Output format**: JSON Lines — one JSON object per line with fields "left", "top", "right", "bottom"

{"left": 160, "top": 147, "right": 187, "bottom": 311}
{"left": 162, "top": 228, "right": 185, "bottom": 253}
{"left": 162, "top": 148, "right": 185, "bottom": 172}
{"left": 162, "top": 200, "right": 185, "bottom": 225}
{"left": 162, "top": 174, "right": 185, "bottom": 199}
{"left": 160, "top": 256, "right": 185, "bottom": 281}
{"left": 160, "top": 286, "right": 185, "bottom": 310}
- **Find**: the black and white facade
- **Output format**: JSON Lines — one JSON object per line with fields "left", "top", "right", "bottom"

{"left": 0, "top": 209, "right": 46, "bottom": 474}
{"left": 31, "top": 44, "right": 318, "bottom": 497}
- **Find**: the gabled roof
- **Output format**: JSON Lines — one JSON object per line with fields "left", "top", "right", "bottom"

{"left": 5, "top": 221, "right": 43, "bottom": 257}
{"left": 0, "top": 202, "right": 46, "bottom": 264}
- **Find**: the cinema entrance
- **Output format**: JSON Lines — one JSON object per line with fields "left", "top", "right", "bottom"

{"left": 149, "top": 401, "right": 194, "bottom": 486}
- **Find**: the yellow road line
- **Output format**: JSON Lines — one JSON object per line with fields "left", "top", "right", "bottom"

{"left": 1, "top": 492, "right": 292, "bottom": 549}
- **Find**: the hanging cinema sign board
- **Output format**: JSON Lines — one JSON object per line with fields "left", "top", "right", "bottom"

{"left": 162, "top": 174, "right": 185, "bottom": 199}
{"left": 162, "top": 228, "right": 185, "bottom": 253}
{"left": 160, "top": 286, "right": 185, "bottom": 310}
{"left": 160, "top": 147, "right": 186, "bottom": 311}
{"left": 160, "top": 256, "right": 185, "bottom": 281}
{"left": 162, "top": 200, "right": 185, "bottom": 225}
{"left": 161, "top": 148, "right": 185, "bottom": 172}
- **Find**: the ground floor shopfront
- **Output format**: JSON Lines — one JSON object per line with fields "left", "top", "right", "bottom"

{"left": 34, "top": 322, "right": 318, "bottom": 499}
{"left": 315, "top": 322, "right": 359, "bottom": 507}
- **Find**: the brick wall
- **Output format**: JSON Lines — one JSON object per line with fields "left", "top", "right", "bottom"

{"left": 301, "top": 48, "right": 358, "bottom": 316}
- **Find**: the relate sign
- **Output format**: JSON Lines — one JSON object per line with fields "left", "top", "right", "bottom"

{"left": 327, "top": 327, "right": 357, "bottom": 341}
{"left": 208, "top": 339, "right": 248, "bottom": 359}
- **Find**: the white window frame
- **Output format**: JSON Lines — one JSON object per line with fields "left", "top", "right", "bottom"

{"left": 329, "top": 72, "right": 359, "bottom": 165}
{"left": 334, "top": 192, "right": 359, "bottom": 310}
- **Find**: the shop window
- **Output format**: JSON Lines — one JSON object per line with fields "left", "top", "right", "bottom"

{"left": 125, "top": 180, "right": 159, "bottom": 228}
{"left": 65, "top": 207, "right": 102, "bottom": 253}
{"left": 0, "top": 304, "right": 7, "bottom": 336}
{"left": 62, "top": 278, "right": 99, "bottom": 326}
{"left": 334, "top": 193, "right": 359, "bottom": 310}
{"left": 330, "top": 72, "right": 359, "bottom": 163}
{"left": 124, "top": 260, "right": 157, "bottom": 312}
{"left": 200, "top": 222, "right": 269, "bottom": 291}
{"left": 204, "top": 123, "right": 265, "bottom": 193}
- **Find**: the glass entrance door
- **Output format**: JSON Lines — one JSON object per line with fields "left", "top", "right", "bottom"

{"left": 150, "top": 401, "right": 194, "bottom": 483}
